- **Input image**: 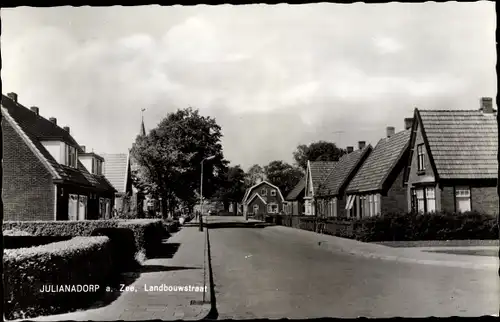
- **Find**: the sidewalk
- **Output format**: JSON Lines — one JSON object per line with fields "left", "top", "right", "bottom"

{"left": 258, "top": 222, "right": 498, "bottom": 270}
{"left": 17, "top": 226, "right": 211, "bottom": 321}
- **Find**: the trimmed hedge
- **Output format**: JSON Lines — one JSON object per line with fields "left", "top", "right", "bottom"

{"left": 263, "top": 211, "right": 498, "bottom": 242}
{"left": 4, "top": 236, "right": 73, "bottom": 249}
{"left": 4, "top": 237, "right": 113, "bottom": 320}
{"left": 353, "top": 211, "right": 499, "bottom": 242}
{"left": 3, "top": 219, "right": 168, "bottom": 257}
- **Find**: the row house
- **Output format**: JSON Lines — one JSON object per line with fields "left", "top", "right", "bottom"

{"left": 303, "top": 161, "right": 337, "bottom": 216}
{"left": 2, "top": 93, "right": 116, "bottom": 221}
{"left": 284, "top": 178, "right": 306, "bottom": 216}
{"left": 345, "top": 124, "right": 412, "bottom": 218}
{"left": 315, "top": 143, "right": 372, "bottom": 218}
{"left": 404, "top": 97, "right": 498, "bottom": 215}
{"left": 242, "top": 181, "right": 286, "bottom": 217}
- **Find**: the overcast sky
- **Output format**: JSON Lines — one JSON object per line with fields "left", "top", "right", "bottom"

{"left": 1, "top": 3, "right": 496, "bottom": 170}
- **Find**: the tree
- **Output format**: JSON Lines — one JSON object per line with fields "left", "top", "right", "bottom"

{"left": 245, "top": 164, "right": 266, "bottom": 186}
{"left": 131, "top": 107, "right": 228, "bottom": 217}
{"left": 264, "top": 160, "right": 303, "bottom": 196}
{"left": 214, "top": 165, "right": 247, "bottom": 212}
{"left": 293, "top": 141, "right": 346, "bottom": 170}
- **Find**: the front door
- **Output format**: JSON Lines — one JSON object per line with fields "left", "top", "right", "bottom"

{"left": 78, "top": 195, "right": 87, "bottom": 220}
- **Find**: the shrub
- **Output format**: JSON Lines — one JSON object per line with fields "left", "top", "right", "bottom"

{"left": 4, "top": 236, "right": 73, "bottom": 249}
{"left": 91, "top": 227, "right": 138, "bottom": 271}
{"left": 352, "top": 211, "right": 499, "bottom": 242}
{"left": 3, "top": 219, "right": 168, "bottom": 262}
{"left": 4, "top": 237, "right": 113, "bottom": 320}
{"left": 4, "top": 229, "right": 33, "bottom": 236}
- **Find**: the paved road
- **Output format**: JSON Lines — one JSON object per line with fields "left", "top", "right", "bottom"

{"left": 206, "top": 216, "right": 499, "bottom": 319}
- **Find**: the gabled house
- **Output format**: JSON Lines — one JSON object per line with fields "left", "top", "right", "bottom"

{"left": 404, "top": 97, "right": 498, "bottom": 215}
{"left": 303, "top": 160, "right": 338, "bottom": 216}
{"left": 315, "top": 144, "right": 372, "bottom": 218}
{"left": 242, "top": 181, "right": 285, "bottom": 217}
{"left": 100, "top": 152, "right": 142, "bottom": 217}
{"left": 345, "top": 124, "right": 412, "bottom": 218}
{"left": 284, "top": 178, "right": 306, "bottom": 216}
{"left": 2, "top": 92, "right": 116, "bottom": 221}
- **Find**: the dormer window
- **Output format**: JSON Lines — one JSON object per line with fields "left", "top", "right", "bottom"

{"left": 65, "top": 144, "right": 78, "bottom": 168}
{"left": 92, "top": 158, "right": 103, "bottom": 175}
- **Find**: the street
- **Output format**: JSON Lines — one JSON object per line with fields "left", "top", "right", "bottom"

{"left": 206, "top": 216, "right": 499, "bottom": 319}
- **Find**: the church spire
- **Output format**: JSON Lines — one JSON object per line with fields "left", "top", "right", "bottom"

{"left": 140, "top": 108, "right": 146, "bottom": 136}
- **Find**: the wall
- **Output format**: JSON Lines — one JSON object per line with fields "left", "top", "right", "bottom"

{"left": 247, "top": 196, "right": 267, "bottom": 215}
{"left": 381, "top": 166, "right": 408, "bottom": 214}
{"left": 40, "top": 141, "right": 62, "bottom": 164}
{"left": 3, "top": 119, "right": 55, "bottom": 221}
{"left": 406, "top": 120, "right": 437, "bottom": 186}
{"left": 471, "top": 186, "right": 499, "bottom": 215}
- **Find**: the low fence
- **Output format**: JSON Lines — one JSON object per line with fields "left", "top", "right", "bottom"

{"left": 253, "top": 214, "right": 357, "bottom": 238}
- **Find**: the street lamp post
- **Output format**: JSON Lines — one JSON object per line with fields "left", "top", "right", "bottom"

{"left": 200, "top": 155, "right": 215, "bottom": 231}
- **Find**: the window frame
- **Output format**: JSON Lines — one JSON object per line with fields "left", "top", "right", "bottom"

{"left": 261, "top": 188, "right": 267, "bottom": 196}
{"left": 267, "top": 203, "right": 279, "bottom": 214}
{"left": 270, "top": 190, "right": 276, "bottom": 196}
{"left": 417, "top": 144, "right": 425, "bottom": 171}
{"left": 455, "top": 186, "right": 471, "bottom": 213}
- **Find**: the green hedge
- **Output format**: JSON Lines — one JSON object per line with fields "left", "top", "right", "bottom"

{"left": 4, "top": 236, "right": 73, "bottom": 249}
{"left": 353, "top": 211, "right": 499, "bottom": 242}
{"left": 4, "top": 236, "right": 113, "bottom": 320}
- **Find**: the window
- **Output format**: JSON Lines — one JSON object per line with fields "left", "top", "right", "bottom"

{"left": 65, "top": 144, "right": 78, "bottom": 168}
{"left": 92, "top": 158, "right": 103, "bottom": 175}
{"left": 282, "top": 203, "right": 288, "bottom": 214}
{"left": 425, "top": 187, "right": 436, "bottom": 213}
{"left": 417, "top": 144, "right": 425, "bottom": 171}
{"left": 267, "top": 203, "right": 278, "bottom": 214}
{"left": 253, "top": 205, "right": 259, "bottom": 214}
{"left": 270, "top": 190, "right": 276, "bottom": 196}
{"left": 416, "top": 189, "right": 425, "bottom": 213}
{"left": 332, "top": 199, "right": 337, "bottom": 217}
{"left": 359, "top": 196, "right": 366, "bottom": 218}
{"left": 373, "top": 194, "right": 380, "bottom": 217}
{"left": 261, "top": 189, "right": 267, "bottom": 196}
{"left": 455, "top": 186, "right": 471, "bottom": 213}
{"left": 69, "top": 194, "right": 87, "bottom": 220}
{"left": 368, "top": 195, "right": 373, "bottom": 217}
{"left": 411, "top": 189, "right": 417, "bottom": 212}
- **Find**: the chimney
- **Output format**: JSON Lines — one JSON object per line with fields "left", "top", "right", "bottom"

{"left": 7, "top": 92, "right": 18, "bottom": 102}
{"left": 480, "top": 97, "right": 494, "bottom": 114}
{"left": 80, "top": 146, "right": 86, "bottom": 153}
{"left": 346, "top": 146, "right": 354, "bottom": 154}
{"left": 404, "top": 117, "right": 414, "bottom": 130}
{"left": 30, "top": 106, "right": 39, "bottom": 115}
{"left": 358, "top": 141, "right": 366, "bottom": 150}
{"left": 386, "top": 126, "right": 395, "bottom": 138}
{"left": 49, "top": 117, "right": 57, "bottom": 125}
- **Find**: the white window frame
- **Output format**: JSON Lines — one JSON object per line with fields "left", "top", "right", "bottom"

{"left": 416, "top": 188, "right": 425, "bottom": 213}
{"left": 455, "top": 186, "right": 471, "bottom": 213}
{"left": 417, "top": 144, "right": 425, "bottom": 171}
{"left": 368, "top": 195, "right": 374, "bottom": 217}
{"left": 425, "top": 187, "right": 436, "bottom": 213}
{"left": 373, "top": 194, "right": 380, "bottom": 216}
{"left": 253, "top": 205, "right": 259, "bottom": 214}
{"left": 261, "top": 188, "right": 267, "bottom": 196}
{"left": 270, "top": 190, "right": 276, "bottom": 196}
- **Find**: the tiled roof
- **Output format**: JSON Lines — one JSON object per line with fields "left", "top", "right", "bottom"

{"left": 1, "top": 94, "right": 94, "bottom": 187}
{"left": 317, "top": 146, "right": 372, "bottom": 196}
{"left": 418, "top": 109, "right": 498, "bottom": 179}
{"left": 285, "top": 177, "right": 306, "bottom": 200}
{"left": 91, "top": 174, "right": 117, "bottom": 192}
{"left": 347, "top": 130, "right": 411, "bottom": 193}
{"left": 309, "top": 161, "right": 337, "bottom": 193}
{"left": 100, "top": 153, "right": 130, "bottom": 193}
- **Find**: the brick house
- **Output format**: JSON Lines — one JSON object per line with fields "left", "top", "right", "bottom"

{"left": 315, "top": 143, "right": 372, "bottom": 218}
{"left": 284, "top": 178, "right": 306, "bottom": 216}
{"left": 242, "top": 181, "right": 286, "bottom": 217}
{"left": 303, "top": 160, "right": 337, "bottom": 216}
{"left": 2, "top": 92, "right": 116, "bottom": 221}
{"left": 404, "top": 97, "right": 498, "bottom": 215}
{"left": 345, "top": 124, "right": 412, "bottom": 218}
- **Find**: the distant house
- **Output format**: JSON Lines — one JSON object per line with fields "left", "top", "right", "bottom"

{"left": 100, "top": 152, "right": 144, "bottom": 217}
{"left": 316, "top": 144, "right": 372, "bottom": 218}
{"left": 284, "top": 178, "right": 306, "bottom": 216}
{"left": 345, "top": 124, "right": 412, "bottom": 218}
{"left": 2, "top": 92, "right": 116, "bottom": 221}
{"left": 242, "top": 181, "right": 285, "bottom": 217}
{"left": 404, "top": 97, "right": 498, "bottom": 215}
{"left": 303, "top": 160, "right": 338, "bottom": 216}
